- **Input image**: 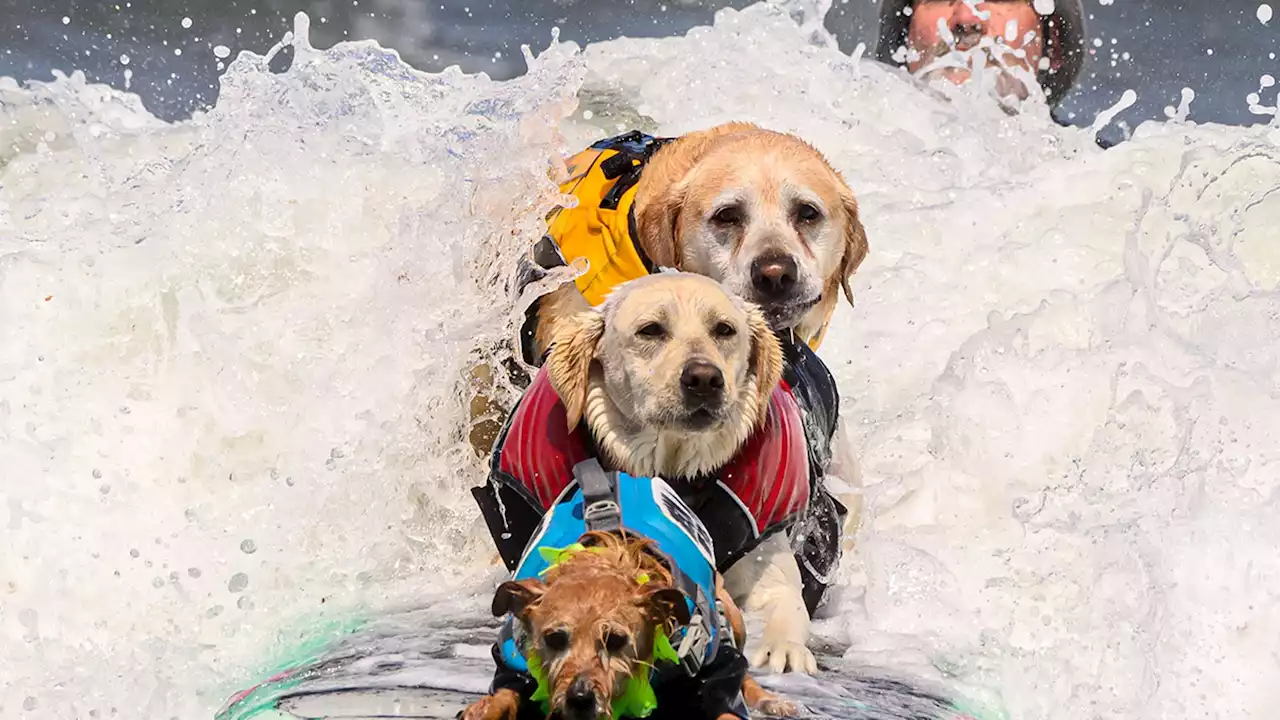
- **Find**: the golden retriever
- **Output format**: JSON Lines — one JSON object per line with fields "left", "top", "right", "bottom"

{"left": 543, "top": 271, "right": 823, "bottom": 675}
{"left": 460, "top": 531, "right": 796, "bottom": 720}
{"left": 529, "top": 121, "right": 869, "bottom": 363}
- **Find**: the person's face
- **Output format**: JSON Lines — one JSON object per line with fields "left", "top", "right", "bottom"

{"left": 906, "top": 0, "right": 1045, "bottom": 100}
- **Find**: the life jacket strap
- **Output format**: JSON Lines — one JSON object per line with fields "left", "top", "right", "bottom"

{"left": 572, "top": 459, "right": 622, "bottom": 533}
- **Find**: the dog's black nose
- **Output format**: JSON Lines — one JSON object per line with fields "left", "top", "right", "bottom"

{"left": 564, "top": 677, "right": 597, "bottom": 718}
{"left": 751, "top": 254, "right": 798, "bottom": 298}
{"left": 681, "top": 360, "right": 724, "bottom": 398}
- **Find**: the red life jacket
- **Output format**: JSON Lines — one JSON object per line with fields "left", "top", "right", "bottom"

{"left": 493, "top": 368, "right": 811, "bottom": 568}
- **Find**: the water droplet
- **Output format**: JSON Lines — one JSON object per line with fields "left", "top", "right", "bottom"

{"left": 228, "top": 573, "right": 249, "bottom": 593}
{"left": 240, "top": 539, "right": 257, "bottom": 554}
{"left": 188, "top": 567, "right": 201, "bottom": 578}
{"left": 237, "top": 596, "right": 254, "bottom": 610}
{"left": 181, "top": 17, "right": 193, "bottom": 28}
{"left": 214, "top": 45, "right": 231, "bottom": 59}
{"left": 152, "top": 577, "right": 165, "bottom": 588}
{"left": 129, "top": 549, "right": 140, "bottom": 559}
{"left": 92, "top": 468, "right": 102, "bottom": 479}
{"left": 119, "top": 54, "right": 129, "bottom": 65}
{"left": 174, "top": 48, "right": 182, "bottom": 56}
{"left": 1260, "top": 3, "right": 1274, "bottom": 24}
{"left": 99, "top": 484, "right": 110, "bottom": 495}
{"left": 61, "top": 16, "right": 70, "bottom": 25}
{"left": 24, "top": 697, "right": 37, "bottom": 711}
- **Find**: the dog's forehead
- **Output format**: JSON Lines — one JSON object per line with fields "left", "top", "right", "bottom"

{"left": 684, "top": 138, "right": 844, "bottom": 204}
{"left": 604, "top": 275, "right": 744, "bottom": 324}
{"left": 534, "top": 576, "right": 646, "bottom": 624}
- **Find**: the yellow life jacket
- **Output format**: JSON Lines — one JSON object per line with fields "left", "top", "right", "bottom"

{"left": 520, "top": 131, "right": 832, "bottom": 363}
{"left": 541, "top": 131, "right": 668, "bottom": 307}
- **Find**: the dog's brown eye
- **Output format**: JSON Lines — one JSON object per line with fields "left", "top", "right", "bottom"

{"left": 543, "top": 629, "right": 570, "bottom": 652}
{"left": 713, "top": 322, "right": 737, "bottom": 338}
{"left": 711, "top": 205, "right": 742, "bottom": 225}
{"left": 637, "top": 322, "right": 666, "bottom": 338}
{"left": 603, "top": 631, "right": 630, "bottom": 653}
{"left": 795, "top": 202, "right": 822, "bottom": 222}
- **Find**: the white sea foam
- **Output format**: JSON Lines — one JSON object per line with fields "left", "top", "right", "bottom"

{"left": 3, "top": 4, "right": 1279, "bottom": 719}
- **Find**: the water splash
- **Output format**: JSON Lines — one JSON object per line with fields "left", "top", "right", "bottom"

{"left": 4, "top": 3, "right": 1280, "bottom": 719}
{"left": 1, "top": 12, "right": 584, "bottom": 718}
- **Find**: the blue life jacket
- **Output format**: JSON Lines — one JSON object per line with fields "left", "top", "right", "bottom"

{"left": 497, "top": 461, "right": 724, "bottom": 680}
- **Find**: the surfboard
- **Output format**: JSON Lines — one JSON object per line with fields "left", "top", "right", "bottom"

{"left": 214, "top": 606, "right": 994, "bottom": 720}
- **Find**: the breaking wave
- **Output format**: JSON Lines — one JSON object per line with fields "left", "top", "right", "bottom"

{"left": 2, "top": 4, "right": 1278, "bottom": 719}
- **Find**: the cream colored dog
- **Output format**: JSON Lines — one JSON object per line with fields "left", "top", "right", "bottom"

{"left": 543, "top": 271, "right": 850, "bottom": 675}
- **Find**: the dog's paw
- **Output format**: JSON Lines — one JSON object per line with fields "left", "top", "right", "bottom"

{"left": 756, "top": 696, "right": 800, "bottom": 718}
{"left": 749, "top": 636, "right": 817, "bottom": 675}
{"left": 458, "top": 689, "right": 519, "bottom": 720}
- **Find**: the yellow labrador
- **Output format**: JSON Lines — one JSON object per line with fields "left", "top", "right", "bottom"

{"left": 531, "top": 121, "right": 869, "bottom": 361}
{"left": 543, "top": 271, "right": 820, "bottom": 674}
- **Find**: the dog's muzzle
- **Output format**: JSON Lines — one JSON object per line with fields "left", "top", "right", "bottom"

{"left": 680, "top": 359, "right": 726, "bottom": 429}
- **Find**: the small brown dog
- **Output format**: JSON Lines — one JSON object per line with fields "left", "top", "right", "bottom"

{"left": 460, "top": 531, "right": 796, "bottom": 720}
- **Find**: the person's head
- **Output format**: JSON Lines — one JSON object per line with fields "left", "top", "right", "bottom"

{"left": 875, "top": 0, "right": 1086, "bottom": 108}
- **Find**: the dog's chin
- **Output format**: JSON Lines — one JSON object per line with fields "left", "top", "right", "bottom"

{"left": 678, "top": 406, "right": 724, "bottom": 432}
{"left": 757, "top": 294, "right": 821, "bottom": 331}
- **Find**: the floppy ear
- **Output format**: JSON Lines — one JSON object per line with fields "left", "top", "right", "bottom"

{"left": 642, "top": 586, "right": 692, "bottom": 628}
{"left": 545, "top": 310, "right": 606, "bottom": 429}
{"left": 492, "top": 578, "right": 546, "bottom": 618}
{"left": 836, "top": 188, "right": 870, "bottom": 308}
{"left": 745, "top": 304, "right": 784, "bottom": 428}
{"left": 635, "top": 181, "right": 686, "bottom": 269}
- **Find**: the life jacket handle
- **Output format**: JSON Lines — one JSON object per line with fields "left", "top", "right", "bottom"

{"left": 572, "top": 459, "right": 623, "bottom": 532}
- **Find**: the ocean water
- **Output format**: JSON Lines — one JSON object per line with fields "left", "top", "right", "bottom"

{"left": 2, "top": 3, "right": 1279, "bottom": 719}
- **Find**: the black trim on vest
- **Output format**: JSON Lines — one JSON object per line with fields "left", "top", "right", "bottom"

{"left": 776, "top": 333, "right": 846, "bottom": 616}
{"left": 628, "top": 203, "right": 659, "bottom": 275}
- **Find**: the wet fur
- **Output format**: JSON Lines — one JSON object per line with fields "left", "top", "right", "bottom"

{"left": 460, "top": 531, "right": 796, "bottom": 720}
{"left": 535, "top": 122, "right": 868, "bottom": 361}
{"left": 544, "top": 273, "right": 783, "bottom": 479}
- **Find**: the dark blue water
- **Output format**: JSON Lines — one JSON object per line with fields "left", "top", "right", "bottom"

{"left": 1, "top": 0, "right": 1276, "bottom": 138}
